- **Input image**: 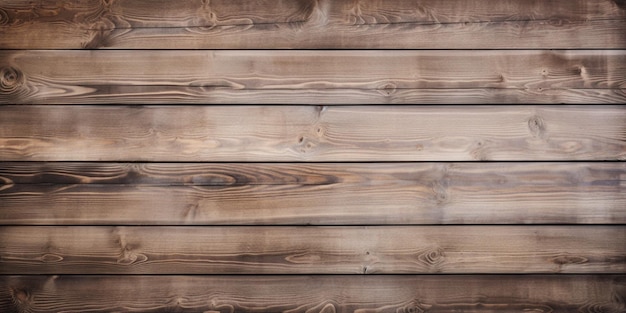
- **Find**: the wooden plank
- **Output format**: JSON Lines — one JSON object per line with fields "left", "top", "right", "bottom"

{"left": 1, "top": 0, "right": 625, "bottom": 49}
{"left": 1, "top": 161, "right": 623, "bottom": 186}
{"left": 3, "top": 87, "right": 626, "bottom": 105}
{"left": 1, "top": 163, "right": 624, "bottom": 224}
{"left": 1, "top": 275, "right": 624, "bottom": 312}
{"left": 0, "top": 105, "right": 624, "bottom": 162}
{"left": 2, "top": 50, "right": 626, "bottom": 104}
{"left": 4, "top": 0, "right": 622, "bottom": 29}
{"left": 1, "top": 226, "right": 624, "bottom": 274}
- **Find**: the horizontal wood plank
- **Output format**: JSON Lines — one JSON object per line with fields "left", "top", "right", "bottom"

{"left": 0, "top": 105, "right": 624, "bottom": 162}
{"left": 1, "top": 0, "right": 625, "bottom": 48}
{"left": 1, "top": 275, "right": 624, "bottom": 312}
{"left": 2, "top": 50, "right": 626, "bottom": 104}
{"left": 1, "top": 226, "right": 624, "bottom": 274}
{"left": 1, "top": 163, "right": 624, "bottom": 224}
{"left": 4, "top": 87, "right": 626, "bottom": 105}
{"left": 2, "top": 161, "right": 624, "bottom": 185}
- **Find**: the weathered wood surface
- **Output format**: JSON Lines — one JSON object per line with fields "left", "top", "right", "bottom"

{"left": 4, "top": 87, "right": 626, "bottom": 105}
{"left": 1, "top": 275, "right": 624, "bottom": 312}
{"left": 2, "top": 50, "right": 625, "bottom": 104}
{"left": 1, "top": 105, "right": 624, "bottom": 162}
{"left": 1, "top": 226, "right": 624, "bottom": 274}
{"left": 1, "top": 163, "right": 624, "bottom": 224}
{"left": 1, "top": 0, "right": 625, "bottom": 49}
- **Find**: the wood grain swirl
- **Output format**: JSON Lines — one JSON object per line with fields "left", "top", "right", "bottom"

{"left": 1, "top": 275, "right": 624, "bottom": 312}
{"left": 1, "top": 50, "right": 625, "bottom": 104}
{"left": 1, "top": 163, "right": 624, "bottom": 224}
{"left": 0, "top": 105, "right": 624, "bottom": 162}
{"left": 1, "top": 0, "right": 625, "bottom": 48}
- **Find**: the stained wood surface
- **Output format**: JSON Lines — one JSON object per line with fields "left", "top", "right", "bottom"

{"left": 1, "top": 226, "right": 624, "bottom": 274}
{"left": 4, "top": 87, "right": 626, "bottom": 105}
{"left": 2, "top": 50, "right": 626, "bottom": 104}
{"left": 1, "top": 275, "right": 624, "bottom": 312}
{"left": 1, "top": 105, "right": 624, "bottom": 162}
{"left": 2, "top": 0, "right": 624, "bottom": 310}
{"left": 1, "top": 162, "right": 624, "bottom": 224}
{"left": 1, "top": 0, "right": 625, "bottom": 49}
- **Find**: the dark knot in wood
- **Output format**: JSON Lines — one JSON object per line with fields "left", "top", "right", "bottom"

{"left": 1, "top": 66, "right": 24, "bottom": 93}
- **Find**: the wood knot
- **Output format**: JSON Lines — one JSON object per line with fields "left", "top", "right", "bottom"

{"left": 572, "top": 66, "right": 583, "bottom": 75}
{"left": 614, "top": 0, "right": 626, "bottom": 10}
{"left": 296, "top": 135, "right": 317, "bottom": 154}
{"left": 10, "top": 287, "right": 31, "bottom": 305}
{"left": 1, "top": 66, "right": 24, "bottom": 93}
{"left": 528, "top": 115, "right": 546, "bottom": 138}
{"left": 546, "top": 18, "right": 564, "bottom": 26}
{"left": 117, "top": 248, "right": 147, "bottom": 265}
{"left": 552, "top": 255, "right": 588, "bottom": 265}
{"left": 470, "top": 140, "right": 490, "bottom": 160}
{"left": 0, "top": 8, "right": 9, "bottom": 26}
{"left": 431, "top": 181, "right": 449, "bottom": 205}
{"left": 418, "top": 246, "right": 445, "bottom": 269}
{"left": 379, "top": 83, "right": 397, "bottom": 96}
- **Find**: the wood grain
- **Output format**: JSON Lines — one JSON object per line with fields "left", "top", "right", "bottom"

{"left": 3, "top": 87, "right": 626, "bottom": 105}
{"left": 1, "top": 226, "right": 624, "bottom": 274}
{"left": 2, "top": 50, "right": 626, "bottom": 104}
{"left": 0, "top": 105, "right": 624, "bottom": 162}
{"left": 1, "top": 275, "right": 624, "bottom": 312}
{"left": 1, "top": 0, "right": 625, "bottom": 49}
{"left": 1, "top": 163, "right": 624, "bottom": 224}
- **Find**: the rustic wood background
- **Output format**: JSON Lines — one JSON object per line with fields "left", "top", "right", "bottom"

{"left": 1, "top": 0, "right": 625, "bottom": 311}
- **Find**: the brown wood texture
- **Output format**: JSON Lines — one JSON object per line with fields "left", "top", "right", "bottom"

{"left": 1, "top": 0, "right": 625, "bottom": 49}
{"left": 1, "top": 275, "right": 624, "bottom": 312}
{"left": 2, "top": 50, "right": 625, "bottom": 104}
{"left": 1, "top": 163, "right": 624, "bottom": 224}
{"left": 1, "top": 226, "right": 624, "bottom": 274}
{"left": 2, "top": 0, "right": 624, "bottom": 310}
{"left": 1, "top": 105, "right": 624, "bottom": 162}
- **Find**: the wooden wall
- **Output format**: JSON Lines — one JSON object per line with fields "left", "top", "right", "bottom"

{"left": 1, "top": 0, "right": 625, "bottom": 311}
